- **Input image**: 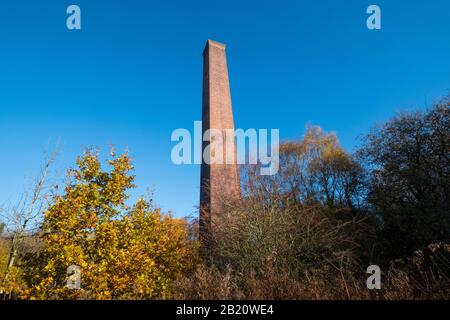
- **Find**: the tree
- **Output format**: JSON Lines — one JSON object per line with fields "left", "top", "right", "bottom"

{"left": 0, "top": 224, "right": 8, "bottom": 289}
{"left": 359, "top": 98, "right": 450, "bottom": 259}
{"left": 23, "top": 149, "right": 197, "bottom": 299}
{"left": 251, "top": 125, "right": 365, "bottom": 209}
{"left": 0, "top": 148, "right": 57, "bottom": 296}
{"left": 206, "top": 126, "right": 374, "bottom": 298}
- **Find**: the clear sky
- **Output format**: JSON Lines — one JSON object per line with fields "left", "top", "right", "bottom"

{"left": 0, "top": 0, "right": 449, "bottom": 218}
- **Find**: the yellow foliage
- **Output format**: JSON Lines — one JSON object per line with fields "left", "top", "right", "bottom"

{"left": 0, "top": 239, "right": 8, "bottom": 279}
{"left": 22, "top": 149, "right": 198, "bottom": 299}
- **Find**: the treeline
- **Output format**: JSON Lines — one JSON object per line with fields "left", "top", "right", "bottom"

{"left": 1, "top": 97, "right": 449, "bottom": 299}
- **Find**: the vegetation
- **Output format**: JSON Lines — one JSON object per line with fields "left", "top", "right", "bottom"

{"left": 1, "top": 97, "right": 449, "bottom": 299}
{"left": 358, "top": 101, "right": 450, "bottom": 260}
{"left": 2, "top": 150, "right": 197, "bottom": 299}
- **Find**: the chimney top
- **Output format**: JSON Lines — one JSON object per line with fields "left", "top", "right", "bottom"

{"left": 203, "top": 39, "right": 226, "bottom": 56}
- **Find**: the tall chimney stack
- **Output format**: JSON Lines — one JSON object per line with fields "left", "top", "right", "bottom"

{"left": 199, "top": 40, "right": 241, "bottom": 248}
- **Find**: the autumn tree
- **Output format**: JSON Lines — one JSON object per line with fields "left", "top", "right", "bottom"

{"left": 359, "top": 99, "right": 450, "bottom": 259}
{"left": 246, "top": 125, "right": 365, "bottom": 209}
{"left": 204, "top": 126, "right": 374, "bottom": 298}
{"left": 0, "top": 224, "right": 8, "bottom": 288}
{"left": 23, "top": 149, "right": 197, "bottom": 299}
{"left": 0, "top": 148, "right": 57, "bottom": 297}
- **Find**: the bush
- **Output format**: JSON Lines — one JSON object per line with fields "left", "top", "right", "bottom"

{"left": 21, "top": 149, "right": 198, "bottom": 300}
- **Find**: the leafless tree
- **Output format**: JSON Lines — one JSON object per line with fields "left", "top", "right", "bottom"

{"left": 0, "top": 146, "right": 58, "bottom": 294}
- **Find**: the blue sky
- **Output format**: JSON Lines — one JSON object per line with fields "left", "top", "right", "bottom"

{"left": 0, "top": 0, "right": 449, "bottom": 218}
